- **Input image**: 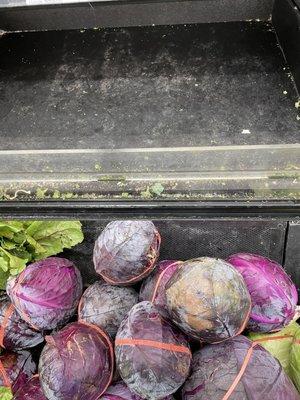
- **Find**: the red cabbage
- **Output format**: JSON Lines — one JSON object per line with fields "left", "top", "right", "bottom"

{"left": 78, "top": 282, "right": 138, "bottom": 338}
{"left": 227, "top": 253, "right": 298, "bottom": 332}
{"left": 101, "top": 381, "right": 174, "bottom": 400}
{"left": 139, "top": 260, "right": 181, "bottom": 319}
{"left": 182, "top": 335, "right": 300, "bottom": 400}
{"left": 115, "top": 301, "right": 191, "bottom": 399}
{"left": 39, "top": 321, "right": 114, "bottom": 400}
{"left": 13, "top": 376, "right": 46, "bottom": 400}
{"left": 93, "top": 221, "right": 161, "bottom": 285}
{"left": 0, "top": 351, "right": 36, "bottom": 394}
{"left": 7, "top": 257, "right": 83, "bottom": 331}
{"left": 0, "top": 299, "right": 44, "bottom": 351}
{"left": 165, "top": 258, "right": 251, "bottom": 343}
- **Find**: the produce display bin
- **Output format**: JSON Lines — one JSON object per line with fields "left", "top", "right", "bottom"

{"left": 0, "top": 0, "right": 299, "bottom": 281}
{"left": 0, "top": 0, "right": 300, "bottom": 396}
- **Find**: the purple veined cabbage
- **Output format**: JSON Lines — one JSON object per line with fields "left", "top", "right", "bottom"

{"left": 0, "top": 351, "right": 36, "bottom": 394}
{"left": 182, "top": 335, "right": 300, "bottom": 400}
{"left": 0, "top": 298, "right": 44, "bottom": 351}
{"left": 13, "top": 376, "right": 47, "bottom": 400}
{"left": 39, "top": 322, "right": 114, "bottom": 400}
{"left": 93, "top": 221, "right": 161, "bottom": 286}
{"left": 100, "top": 381, "right": 174, "bottom": 400}
{"left": 139, "top": 260, "right": 182, "bottom": 319}
{"left": 115, "top": 301, "right": 192, "bottom": 400}
{"left": 78, "top": 281, "right": 138, "bottom": 338}
{"left": 165, "top": 257, "right": 251, "bottom": 343}
{"left": 6, "top": 257, "right": 83, "bottom": 331}
{"left": 227, "top": 253, "right": 298, "bottom": 332}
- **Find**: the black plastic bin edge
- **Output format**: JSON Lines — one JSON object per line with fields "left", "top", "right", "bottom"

{"left": 0, "top": 200, "right": 299, "bottom": 219}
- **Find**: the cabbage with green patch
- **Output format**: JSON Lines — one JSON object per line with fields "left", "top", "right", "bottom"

{"left": 249, "top": 322, "right": 300, "bottom": 392}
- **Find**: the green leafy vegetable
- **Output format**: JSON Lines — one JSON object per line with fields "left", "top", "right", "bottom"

{"left": 0, "top": 221, "right": 84, "bottom": 289}
{"left": 0, "top": 387, "right": 13, "bottom": 400}
{"left": 150, "top": 183, "right": 165, "bottom": 196}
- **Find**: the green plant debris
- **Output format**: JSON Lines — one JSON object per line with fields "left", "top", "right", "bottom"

{"left": 61, "top": 192, "right": 78, "bottom": 199}
{"left": 150, "top": 182, "right": 165, "bottom": 196}
{"left": 140, "top": 187, "right": 152, "bottom": 199}
{"left": 64, "top": 192, "right": 74, "bottom": 199}
{"left": 37, "top": 189, "right": 81, "bottom": 200}
{"left": 95, "top": 163, "right": 102, "bottom": 171}
{"left": 52, "top": 190, "right": 61, "bottom": 199}
{"left": 121, "top": 192, "right": 131, "bottom": 199}
{"left": 36, "top": 187, "right": 48, "bottom": 199}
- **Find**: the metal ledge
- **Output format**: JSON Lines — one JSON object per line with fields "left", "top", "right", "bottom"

{"left": 0, "top": 144, "right": 299, "bottom": 202}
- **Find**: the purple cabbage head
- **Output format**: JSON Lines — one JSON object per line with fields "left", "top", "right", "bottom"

{"left": 227, "top": 253, "right": 298, "bottom": 332}
{"left": 139, "top": 260, "right": 181, "bottom": 319}
{"left": 39, "top": 322, "right": 114, "bottom": 400}
{"left": 78, "top": 281, "right": 138, "bottom": 338}
{"left": 101, "top": 381, "right": 174, "bottom": 400}
{"left": 93, "top": 221, "right": 161, "bottom": 285}
{"left": 165, "top": 258, "right": 251, "bottom": 343}
{"left": 115, "top": 301, "right": 191, "bottom": 400}
{"left": 0, "top": 350, "right": 36, "bottom": 394}
{"left": 182, "top": 335, "right": 300, "bottom": 400}
{"left": 0, "top": 298, "right": 44, "bottom": 351}
{"left": 7, "top": 257, "right": 83, "bottom": 331}
{"left": 13, "top": 376, "right": 47, "bottom": 400}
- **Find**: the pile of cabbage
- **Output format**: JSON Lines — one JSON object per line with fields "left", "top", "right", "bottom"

{"left": 0, "top": 219, "right": 299, "bottom": 400}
